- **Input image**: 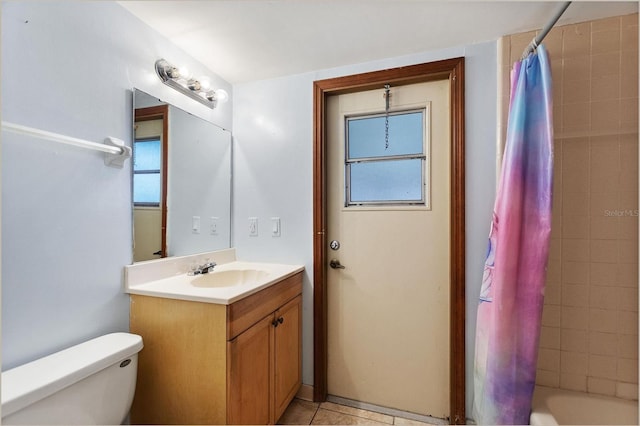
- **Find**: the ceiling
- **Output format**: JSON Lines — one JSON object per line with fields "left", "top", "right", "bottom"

{"left": 119, "top": 1, "right": 638, "bottom": 84}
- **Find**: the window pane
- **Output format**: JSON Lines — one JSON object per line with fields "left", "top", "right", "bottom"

{"left": 349, "top": 159, "right": 423, "bottom": 203}
{"left": 134, "top": 139, "right": 161, "bottom": 171}
{"left": 133, "top": 173, "right": 160, "bottom": 204}
{"left": 348, "top": 111, "right": 423, "bottom": 159}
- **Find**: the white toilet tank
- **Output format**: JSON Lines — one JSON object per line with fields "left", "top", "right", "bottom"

{"left": 1, "top": 332, "right": 143, "bottom": 425}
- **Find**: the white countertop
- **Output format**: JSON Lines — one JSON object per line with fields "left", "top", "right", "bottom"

{"left": 125, "top": 260, "right": 304, "bottom": 305}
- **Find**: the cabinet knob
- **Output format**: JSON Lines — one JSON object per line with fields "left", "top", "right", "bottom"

{"left": 278, "top": 317, "right": 284, "bottom": 324}
{"left": 272, "top": 319, "right": 279, "bottom": 327}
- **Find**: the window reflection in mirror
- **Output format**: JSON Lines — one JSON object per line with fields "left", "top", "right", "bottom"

{"left": 132, "top": 89, "right": 232, "bottom": 263}
{"left": 133, "top": 105, "right": 168, "bottom": 261}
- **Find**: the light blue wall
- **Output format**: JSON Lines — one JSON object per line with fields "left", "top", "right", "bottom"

{"left": 232, "top": 42, "right": 497, "bottom": 417}
{"left": 1, "top": 1, "right": 232, "bottom": 370}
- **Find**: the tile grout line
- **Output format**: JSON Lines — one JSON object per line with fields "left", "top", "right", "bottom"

{"left": 319, "top": 402, "right": 395, "bottom": 424}
{"left": 308, "top": 403, "right": 320, "bottom": 425}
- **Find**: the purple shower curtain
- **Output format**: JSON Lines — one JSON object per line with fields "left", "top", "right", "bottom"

{"left": 473, "top": 44, "right": 554, "bottom": 425}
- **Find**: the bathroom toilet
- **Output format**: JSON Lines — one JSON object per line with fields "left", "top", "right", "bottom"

{"left": 1, "top": 332, "right": 143, "bottom": 425}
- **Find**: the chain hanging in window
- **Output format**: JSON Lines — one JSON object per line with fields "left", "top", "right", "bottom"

{"left": 383, "top": 84, "right": 391, "bottom": 150}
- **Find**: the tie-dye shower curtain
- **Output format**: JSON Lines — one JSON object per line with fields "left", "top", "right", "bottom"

{"left": 473, "top": 44, "right": 554, "bottom": 425}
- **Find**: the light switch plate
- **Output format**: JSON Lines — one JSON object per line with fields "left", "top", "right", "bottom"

{"left": 271, "top": 217, "right": 281, "bottom": 237}
{"left": 249, "top": 217, "right": 258, "bottom": 237}
{"left": 210, "top": 216, "right": 219, "bottom": 235}
{"left": 192, "top": 216, "right": 200, "bottom": 234}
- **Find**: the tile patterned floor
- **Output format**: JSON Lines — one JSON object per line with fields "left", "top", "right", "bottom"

{"left": 278, "top": 399, "right": 443, "bottom": 425}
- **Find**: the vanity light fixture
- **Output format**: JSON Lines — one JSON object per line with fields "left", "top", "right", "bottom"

{"left": 155, "top": 59, "right": 228, "bottom": 109}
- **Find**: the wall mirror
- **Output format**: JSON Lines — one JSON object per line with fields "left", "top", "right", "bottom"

{"left": 132, "top": 88, "right": 232, "bottom": 262}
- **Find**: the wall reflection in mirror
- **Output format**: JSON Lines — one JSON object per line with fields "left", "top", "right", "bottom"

{"left": 132, "top": 89, "right": 232, "bottom": 262}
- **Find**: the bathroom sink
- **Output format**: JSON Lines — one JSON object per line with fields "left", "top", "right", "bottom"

{"left": 125, "top": 255, "right": 305, "bottom": 305}
{"left": 190, "top": 269, "right": 269, "bottom": 288}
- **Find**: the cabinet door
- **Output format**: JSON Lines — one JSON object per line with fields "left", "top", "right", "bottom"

{"left": 273, "top": 295, "right": 302, "bottom": 421}
{"left": 227, "top": 314, "right": 273, "bottom": 425}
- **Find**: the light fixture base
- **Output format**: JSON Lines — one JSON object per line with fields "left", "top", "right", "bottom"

{"left": 155, "top": 59, "right": 218, "bottom": 109}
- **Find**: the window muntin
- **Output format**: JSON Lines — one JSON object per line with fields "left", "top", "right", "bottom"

{"left": 345, "top": 109, "right": 428, "bottom": 206}
{"left": 133, "top": 138, "right": 161, "bottom": 206}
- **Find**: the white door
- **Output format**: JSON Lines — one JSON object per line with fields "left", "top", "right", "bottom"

{"left": 326, "top": 80, "right": 451, "bottom": 418}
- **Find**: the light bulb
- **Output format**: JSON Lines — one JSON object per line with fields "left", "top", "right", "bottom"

{"left": 215, "top": 89, "right": 229, "bottom": 104}
{"left": 178, "top": 66, "right": 191, "bottom": 80}
{"left": 199, "top": 79, "right": 211, "bottom": 91}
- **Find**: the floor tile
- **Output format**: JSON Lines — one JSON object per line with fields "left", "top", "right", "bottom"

{"left": 278, "top": 399, "right": 320, "bottom": 425}
{"left": 311, "top": 408, "right": 389, "bottom": 425}
{"left": 320, "top": 401, "right": 394, "bottom": 424}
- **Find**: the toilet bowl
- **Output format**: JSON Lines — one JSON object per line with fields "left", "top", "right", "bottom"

{"left": 1, "top": 332, "right": 143, "bottom": 425}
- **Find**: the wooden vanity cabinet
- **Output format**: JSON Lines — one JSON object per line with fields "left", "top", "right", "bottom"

{"left": 130, "top": 272, "right": 302, "bottom": 425}
{"left": 227, "top": 295, "right": 302, "bottom": 424}
{"left": 273, "top": 296, "right": 303, "bottom": 419}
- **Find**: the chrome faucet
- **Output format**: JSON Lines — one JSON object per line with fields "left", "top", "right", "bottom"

{"left": 188, "top": 260, "right": 217, "bottom": 276}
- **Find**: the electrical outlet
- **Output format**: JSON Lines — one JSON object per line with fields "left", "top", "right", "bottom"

{"left": 192, "top": 216, "right": 200, "bottom": 234}
{"left": 249, "top": 217, "right": 258, "bottom": 236}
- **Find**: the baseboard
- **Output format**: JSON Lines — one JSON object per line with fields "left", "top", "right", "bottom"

{"left": 296, "top": 384, "right": 314, "bottom": 401}
{"left": 326, "top": 394, "right": 449, "bottom": 425}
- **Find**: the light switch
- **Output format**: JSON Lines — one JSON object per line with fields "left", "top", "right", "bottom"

{"left": 271, "top": 217, "right": 281, "bottom": 237}
{"left": 210, "top": 216, "right": 219, "bottom": 235}
{"left": 249, "top": 217, "right": 258, "bottom": 237}
{"left": 192, "top": 216, "right": 201, "bottom": 234}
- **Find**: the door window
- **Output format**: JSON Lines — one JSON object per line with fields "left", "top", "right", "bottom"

{"left": 345, "top": 109, "right": 428, "bottom": 206}
{"left": 133, "top": 138, "right": 161, "bottom": 206}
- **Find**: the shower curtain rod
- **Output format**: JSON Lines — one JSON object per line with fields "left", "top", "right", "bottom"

{"left": 521, "top": 1, "right": 571, "bottom": 59}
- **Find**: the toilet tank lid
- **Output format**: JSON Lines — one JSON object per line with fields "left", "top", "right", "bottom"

{"left": 1, "top": 332, "right": 143, "bottom": 417}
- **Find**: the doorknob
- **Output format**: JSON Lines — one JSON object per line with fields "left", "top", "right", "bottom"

{"left": 329, "top": 259, "right": 346, "bottom": 269}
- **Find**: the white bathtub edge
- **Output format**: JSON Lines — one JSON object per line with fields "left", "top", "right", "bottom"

{"left": 530, "top": 385, "right": 639, "bottom": 426}
{"left": 531, "top": 385, "right": 558, "bottom": 426}
{"left": 530, "top": 409, "right": 559, "bottom": 426}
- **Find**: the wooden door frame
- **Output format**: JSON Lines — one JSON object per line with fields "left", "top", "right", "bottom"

{"left": 134, "top": 104, "right": 169, "bottom": 258}
{"left": 312, "top": 58, "right": 466, "bottom": 424}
